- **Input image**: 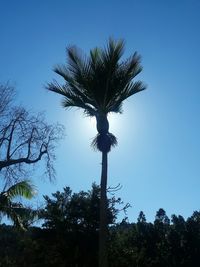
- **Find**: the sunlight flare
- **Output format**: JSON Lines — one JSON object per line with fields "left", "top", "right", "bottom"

{"left": 81, "top": 113, "right": 122, "bottom": 137}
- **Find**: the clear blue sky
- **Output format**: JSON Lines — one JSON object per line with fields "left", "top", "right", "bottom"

{"left": 1, "top": 0, "right": 200, "bottom": 222}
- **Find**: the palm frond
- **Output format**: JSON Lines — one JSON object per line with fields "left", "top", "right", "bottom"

{"left": 105, "top": 39, "right": 124, "bottom": 63}
{"left": 0, "top": 205, "right": 25, "bottom": 230}
{"left": 0, "top": 180, "right": 37, "bottom": 230}
{"left": 54, "top": 64, "right": 73, "bottom": 83}
{"left": 67, "top": 45, "right": 86, "bottom": 76}
{"left": 46, "top": 81, "right": 70, "bottom": 97}
{"left": 90, "top": 47, "right": 102, "bottom": 68}
{"left": 102, "top": 39, "right": 125, "bottom": 106}
{"left": 105, "top": 80, "right": 146, "bottom": 113}
{"left": 122, "top": 81, "right": 146, "bottom": 99}
{"left": 108, "top": 101, "right": 123, "bottom": 114}
{"left": 61, "top": 96, "right": 96, "bottom": 116}
{"left": 121, "top": 52, "right": 143, "bottom": 80}
{"left": 5, "top": 180, "right": 36, "bottom": 200}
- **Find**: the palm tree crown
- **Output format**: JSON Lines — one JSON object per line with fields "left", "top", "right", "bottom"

{"left": 47, "top": 38, "right": 146, "bottom": 267}
{"left": 47, "top": 38, "right": 146, "bottom": 152}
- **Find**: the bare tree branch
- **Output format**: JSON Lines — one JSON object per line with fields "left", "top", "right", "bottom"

{"left": 0, "top": 83, "right": 64, "bottom": 184}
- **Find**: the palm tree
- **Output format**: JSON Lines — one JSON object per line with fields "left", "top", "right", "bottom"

{"left": 0, "top": 180, "right": 36, "bottom": 230}
{"left": 47, "top": 38, "right": 146, "bottom": 267}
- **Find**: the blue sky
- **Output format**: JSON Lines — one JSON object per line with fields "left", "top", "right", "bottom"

{"left": 1, "top": 0, "right": 200, "bottom": 222}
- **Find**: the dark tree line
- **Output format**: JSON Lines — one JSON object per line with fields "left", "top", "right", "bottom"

{"left": 0, "top": 184, "right": 200, "bottom": 267}
{"left": 109, "top": 209, "right": 200, "bottom": 267}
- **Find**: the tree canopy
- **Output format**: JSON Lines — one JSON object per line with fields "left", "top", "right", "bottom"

{"left": 0, "top": 184, "right": 200, "bottom": 267}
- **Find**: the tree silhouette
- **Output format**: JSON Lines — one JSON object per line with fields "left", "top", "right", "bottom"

{"left": 0, "top": 84, "right": 64, "bottom": 182}
{"left": 47, "top": 38, "right": 146, "bottom": 267}
{"left": 0, "top": 83, "right": 64, "bottom": 226}
{"left": 0, "top": 180, "right": 36, "bottom": 230}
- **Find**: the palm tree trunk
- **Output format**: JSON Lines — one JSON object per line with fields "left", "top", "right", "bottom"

{"left": 99, "top": 151, "right": 108, "bottom": 267}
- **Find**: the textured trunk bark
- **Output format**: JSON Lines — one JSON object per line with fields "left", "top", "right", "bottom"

{"left": 99, "top": 151, "right": 108, "bottom": 267}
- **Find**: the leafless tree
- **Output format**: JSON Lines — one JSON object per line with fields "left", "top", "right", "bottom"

{"left": 0, "top": 83, "right": 64, "bottom": 187}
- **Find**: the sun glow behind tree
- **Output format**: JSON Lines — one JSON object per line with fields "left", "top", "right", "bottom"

{"left": 83, "top": 113, "right": 121, "bottom": 135}
{"left": 79, "top": 106, "right": 140, "bottom": 147}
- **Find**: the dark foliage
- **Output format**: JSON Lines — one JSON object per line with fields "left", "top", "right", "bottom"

{"left": 109, "top": 209, "right": 200, "bottom": 267}
{"left": 1, "top": 186, "right": 200, "bottom": 267}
